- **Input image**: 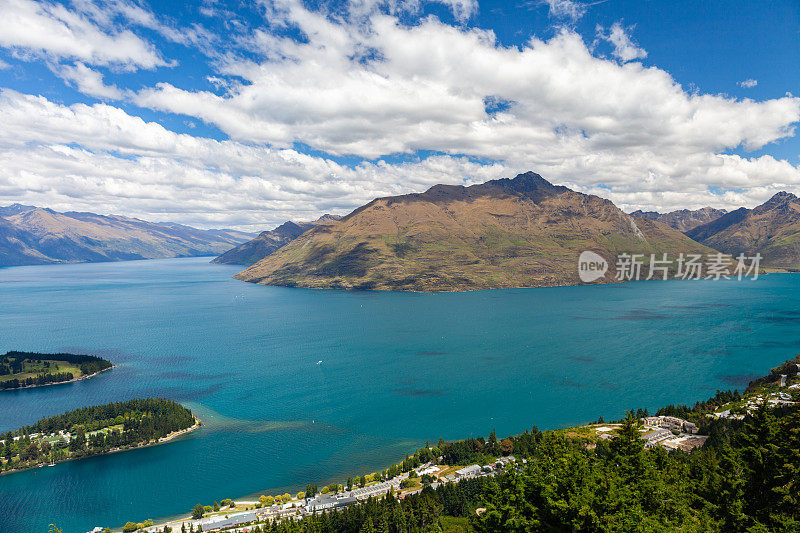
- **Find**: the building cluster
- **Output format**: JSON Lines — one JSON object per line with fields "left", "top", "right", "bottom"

{"left": 145, "top": 459, "right": 515, "bottom": 533}
{"left": 711, "top": 389, "right": 797, "bottom": 420}
{"left": 594, "top": 416, "right": 711, "bottom": 452}
{"left": 641, "top": 416, "right": 698, "bottom": 435}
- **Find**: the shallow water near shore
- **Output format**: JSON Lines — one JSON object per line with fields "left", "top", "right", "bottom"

{"left": 0, "top": 257, "right": 798, "bottom": 532}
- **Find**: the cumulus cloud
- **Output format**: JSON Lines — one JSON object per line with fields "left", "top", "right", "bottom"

{"left": 0, "top": 1, "right": 799, "bottom": 228}
{"left": 55, "top": 62, "right": 125, "bottom": 99}
{"left": 739, "top": 78, "right": 758, "bottom": 88}
{"left": 596, "top": 21, "right": 647, "bottom": 62}
{"left": 133, "top": 5, "right": 796, "bottom": 163}
{"left": 0, "top": 90, "right": 505, "bottom": 229}
{"left": 0, "top": 0, "right": 170, "bottom": 69}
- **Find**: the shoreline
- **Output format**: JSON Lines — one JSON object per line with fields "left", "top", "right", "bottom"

{"left": 237, "top": 269, "right": 791, "bottom": 294}
{"left": 0, "top": 365, "right": 114, "bottom": 392}
{"left": 0, "top": 416, "right": 201, "bottom": 477}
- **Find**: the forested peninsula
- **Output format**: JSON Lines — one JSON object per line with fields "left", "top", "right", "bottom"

{"left": 0, "top": 399, "right": 199, "bottom": 474}
{"left": 0, "top": 350, "right": 112, "bottom": 390}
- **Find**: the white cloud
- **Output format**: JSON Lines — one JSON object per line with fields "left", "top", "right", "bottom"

{"left": 70, "top": 0, "right": 219, "bottom": 53}
{"left": 543, "top": 0, "right": 589, "bottom": 22}
{"left": 321, "top": 0, "right": 478, "bottom": 22}
{"left": 55, "top": 62, "right": 125, "bottom": 99}
{"left": 0, "top": 59, "right": 9, "bottom": 69}
{"left": 2, "top": 82, "right": 800, "bottom": 230}
{"left": 0, "top": 90, "right": 504, "bottom": 229}
{"left": 596, "top": 21, "right": 647, "bottom": 62}
{"left": 0, "top": 0, "right": 169, "bottom": 69}
{"left": 433, "top": 0, "right": 478, "bottom": 21}
{"left": 739, "top": 78, "right": 758, "bottom": 88}
{"left": 0, "top": 2, "right": 799, "bottom": 227}
{"left": 134, "top": 7, "right": 795, "bottom": 165}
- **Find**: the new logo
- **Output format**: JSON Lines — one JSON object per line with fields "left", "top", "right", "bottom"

{"left": 578, "top": 251, "right": 608, "bottom": 283}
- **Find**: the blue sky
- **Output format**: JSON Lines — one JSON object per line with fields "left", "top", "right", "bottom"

{"left": 0, "top": 0, "right": 798, "bottom": 229}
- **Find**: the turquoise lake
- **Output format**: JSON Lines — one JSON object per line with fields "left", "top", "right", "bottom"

{"left": 1, "top": 257, "right": 798, "bottom": 532}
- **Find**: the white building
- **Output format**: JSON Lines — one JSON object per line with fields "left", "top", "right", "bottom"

{"left": 455, "top": 464, "right": 482, "bottom": 477}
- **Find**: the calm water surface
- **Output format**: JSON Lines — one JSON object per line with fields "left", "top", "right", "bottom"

{"left": 0, "top": 258, "right": 798, "bottom": 532}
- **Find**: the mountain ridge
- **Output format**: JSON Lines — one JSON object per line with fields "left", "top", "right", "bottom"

{"left": 212, "top": 215, "right": 342, "bottom": 266}
{"left": 235, "top": 172, "right": 716, "bottom": 291}
{"left": 630, "top": 207, "right": 728, "bottom": 233}
{"left": 686, "top": 192, "right": 800, "bottom": 269}
{"left": 0, "top": 204, "right": 255, "bottom": 267}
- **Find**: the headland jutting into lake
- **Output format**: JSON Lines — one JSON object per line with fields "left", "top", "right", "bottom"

{"left": 0, "top": 399, "right": 200, "bottom": 476}
{"left": 0, "top": 350, "right": 113, "bottom": 390}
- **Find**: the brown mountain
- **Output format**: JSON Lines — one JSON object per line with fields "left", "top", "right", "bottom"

{"left": 0, "top": 204, "right": 255, "bottom": 267}
{"left": 630, "top": 207, "right": 728, "bottom": 233}
{"left": 234, "top": 172, "right": 715, "bottom": 291}
{"left": 212, "top": 215, "right": 342, "bottom": 266}
{"left": 686, "top": 192, "right": 800, "bottom": 269}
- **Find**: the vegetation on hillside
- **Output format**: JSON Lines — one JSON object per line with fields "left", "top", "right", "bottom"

{"left": 236, "top": 172, "right": 716, "bottom": 292}
{"left": 154, "top": 358, "right": 800, "bottom": 533}
{"left": 197, "top": 403, "right": 798, "bottom": 533}
{"left": 687, "top": 191, "right": 800, "bottom": 269}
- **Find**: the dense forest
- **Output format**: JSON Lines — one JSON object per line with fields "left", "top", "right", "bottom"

{"left": 160, "top": 377, "right": 799, "bottom": 533}
{"left": 0, "top": 350, "right": 112, "bottom": 390}
{"left": 0, "top": 399, "right": 196, "bottom": 473}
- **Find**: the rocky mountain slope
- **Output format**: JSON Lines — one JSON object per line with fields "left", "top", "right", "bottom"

{"left": 235, "top": 172, "right": 715, "bottom": 291}
{"left": 630, "top": 207, "right": 727, "bottom": 233}
{"left": 212, "top": 215, "right": 341, "bottom": 266}
{"left": 0, "top": 204, "right": 254, "bottom": 267}
{"left": 686, "top": 192, "right": 800, "bottom": 269}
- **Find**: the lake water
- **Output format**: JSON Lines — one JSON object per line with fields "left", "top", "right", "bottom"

{"left": 0, "top": 257, "right": 798, "bottom": 532}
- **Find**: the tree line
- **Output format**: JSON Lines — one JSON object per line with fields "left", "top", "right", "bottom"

{"left": 0, "top": 398, "right": 195, "bottom": 472}
{"left": 167, "top": 376, "right": 799, "bottom": 533}
{"left": 0, "top": 350, "right": 112, "bottom": 389}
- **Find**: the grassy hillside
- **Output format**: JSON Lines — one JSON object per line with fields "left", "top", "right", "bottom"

{"left": 236, "top": 172, "right": 715, "bottom": 291}
{"left": 687, "top": 192, "right": 800, "bottom": 270}
{"left": 0, "top": 204, "right": 254, "bottom": 266}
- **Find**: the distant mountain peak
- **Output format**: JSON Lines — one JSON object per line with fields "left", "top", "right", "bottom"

{"left": 632, "top": 207, "right": 728, "bottom": 233}
{"left": 234, "top": 171, "right": 713, "bottom": 291}
{"left": 313, "top": 214, "right": 342, "bottom": 224}
{"left": 0, "top": 204, "right": 253, "bottom": 267}
{"left": 763, "top": 191, "right": 798, "bottom": 206}
{"left": 687, "top": 193, "right": 800, "bottom": 268}
{"left": 213, "top": 214, "right": 342, "bottom": 266}
{"left": 489, "top": 171, "right": 564, "bottom": 196}
{"left": 508, "top": 171, "right": 554, "bottom": 187}
{"left": 0, "top": 203, "right": 37, "bottom": 217}
{"left": 273, "top": 220, "right": 304, "bottom": 232}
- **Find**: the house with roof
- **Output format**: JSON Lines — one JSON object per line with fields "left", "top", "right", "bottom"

{"left": 455, "top": 464, "right": 482, "bottom": 477}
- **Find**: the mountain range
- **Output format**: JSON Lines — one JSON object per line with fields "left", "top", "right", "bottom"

{"left": 686, "top": 192, "right": 800, "bottom": 269}
{"left": 630, "top": 207, "right": 728, "bottom": 233}
{"left": 212, "top": 215, "right": 341, "bottom": 266}
{"left": 0, "top": 204, "right": 254, "bottom": 267}
{"left": 7, "top": 176, "right": 799, "bottom": 282}
{"left": 234, "top": 172, "right": 714, "bottom": 291}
